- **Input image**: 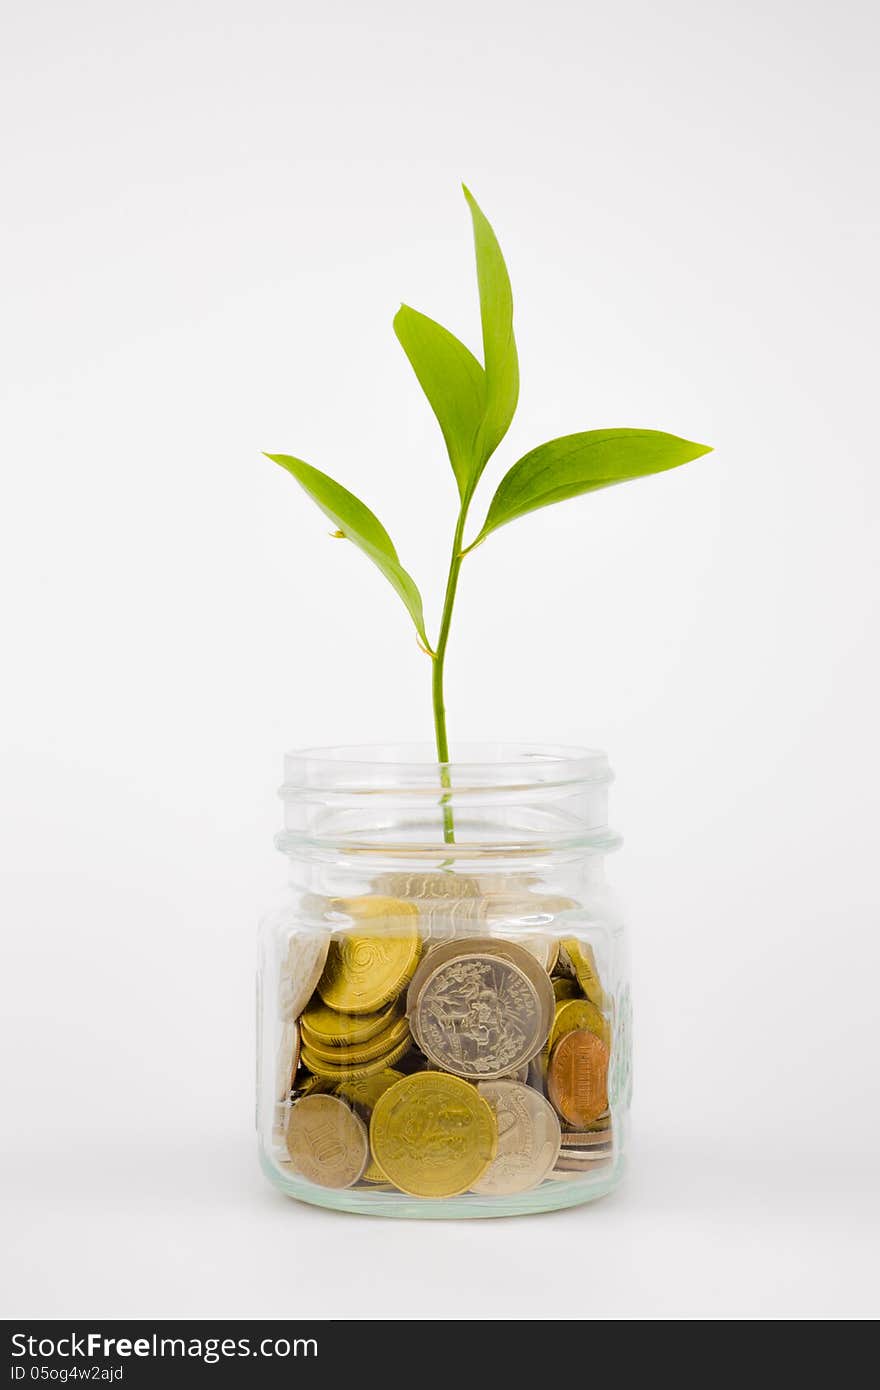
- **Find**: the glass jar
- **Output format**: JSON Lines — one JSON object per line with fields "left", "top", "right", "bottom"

{"left": 257, "top": 744, "right": 630, "bottom": 1218}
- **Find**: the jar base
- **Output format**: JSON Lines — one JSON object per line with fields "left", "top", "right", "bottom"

{"left": 260, "top": 1147, "right": 624, "bottom": 1219}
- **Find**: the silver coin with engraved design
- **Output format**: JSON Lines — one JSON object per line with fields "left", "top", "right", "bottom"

{"left": 472, "top": 1080, "right": 561, "bottom": 1194}
{"left": 278, "top": 930, "right": 331, "bottom": 1021}
{"left": 409, "top": 946, "right": 550, "bottom": 1079}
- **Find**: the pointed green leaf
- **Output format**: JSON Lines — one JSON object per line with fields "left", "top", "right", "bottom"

{"left": 473, "top": 430, "right": 713, "bottom": 542}
{"left": 266, "top": 453, "right": 430, "bottom": 648}
{"left": 462, "top": 185, "right": 519, "bottom": 475}
{"left": 393, "top": 304, "right": 486, "bottom": 500}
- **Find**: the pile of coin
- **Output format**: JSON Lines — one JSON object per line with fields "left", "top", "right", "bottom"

{"left": 273, "top": 877, "right": 613, "bottom": 1199}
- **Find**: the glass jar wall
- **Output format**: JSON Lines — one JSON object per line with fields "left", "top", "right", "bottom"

{"left": 257, "top": 745, "right": 630, "bottom": 1217}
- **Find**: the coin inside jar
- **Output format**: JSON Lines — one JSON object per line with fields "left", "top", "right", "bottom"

{"left": 275, "top": 1021, "right": 301, "bottom": 1101}
{"left": 559, "top": 938, "right": 605, "bottom": 1008}
{"left": 317, "top": 898, "right": 421, "bottom": 1014}
{"left": 548, "top": 1028, "right": 609, "bottom": 1127}
{"left": 284, "top": 1094, "right": 368, "bottom": 1188}
{"left": 369, "top": 1072, "right": 497, "bottom": 1197}
{"left": 301, "top": 996, "right": 401, "bottom": 1047}
{"left": 333, "top": 1068, "right": 406, "bottom": 1183}
{"left": 408, "top": 940, "right": 552, "bottom": 1079}
{"left": 472, "top": 1080, "right": 561, "bottom": 1195}
{"left": 278, "top": 931, "right": 330, "bottom": 1021}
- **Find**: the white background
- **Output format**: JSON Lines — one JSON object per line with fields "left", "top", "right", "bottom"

{"left": 2, "top": 0, "right": 878, "bottom": 1320}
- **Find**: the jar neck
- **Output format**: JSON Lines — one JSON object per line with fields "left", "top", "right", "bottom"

{"left": 276, "top": 743, "right": 621, "bottom": 875}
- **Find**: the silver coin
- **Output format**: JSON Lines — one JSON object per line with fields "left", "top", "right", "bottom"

{"left": 471, "top": 1081, "right": 561, "bottom": 1194}
{"left": 274, "top": 1020, "right": 301, "bottom": 1101}
{"left": 272, "top": 1100, "right": 292, "bottom": 1148}
{"left": 278, "top": 931, "right": 330, "bottom": 1021}
{"left": 498, "top": 1063, "right": 530, "bottom": 1084}
{"left": 410, "top": 949, "right": 548, "bottom": 1079}
{"left": 553, "top": 1150, "right": 614, "bottom": 1170}
{"left": 560, "top": 1128, "right": 613, "bottom": 1149}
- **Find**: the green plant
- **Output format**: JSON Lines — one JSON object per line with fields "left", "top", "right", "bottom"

{"left": 266, "top": 186, "right": 711, "bottom": 841}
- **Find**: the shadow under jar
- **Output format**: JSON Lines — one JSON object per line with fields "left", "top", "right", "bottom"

{"left": 257, "top": 744, "right": 631, "bottom": 1218}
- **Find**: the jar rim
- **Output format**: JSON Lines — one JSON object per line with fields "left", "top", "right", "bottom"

{"left": 282, "top": 742, "right": 612, "bottom": 792}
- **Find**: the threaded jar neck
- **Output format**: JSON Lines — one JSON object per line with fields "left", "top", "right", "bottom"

{"left": 276, "top": 744, "right": 621, "bottom": 870}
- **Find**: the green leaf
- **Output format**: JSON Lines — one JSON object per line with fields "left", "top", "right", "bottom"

{"left": 266, "top": 453, "right": 430, "bottom": 648}
{"left": 393, "top": 304, "right": 486, "bottom": 500}
{"left": 462, "top": 185, "right": 519, "bottom": 478}
{"left": 473, "top": 429, "right": 713, "bottom": 542}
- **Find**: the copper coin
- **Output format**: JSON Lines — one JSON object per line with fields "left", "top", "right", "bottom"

{"left": 547, "top": 1028, "right": 609, "bottom": 1127}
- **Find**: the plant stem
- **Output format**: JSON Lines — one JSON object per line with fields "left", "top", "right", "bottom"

{"left": 432, "top": 501, "right": 470, "bottom": 843}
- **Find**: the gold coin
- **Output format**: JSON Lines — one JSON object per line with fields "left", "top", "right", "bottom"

{"left": 292, "top": 1072, "right": 334, "bottom": 1098}
{"left": 410, "top": 948, "right": 548, "bottom": 1080}
{"left": 559, "top": 938, "right": 605, "bottom": 1008}
{"left": 551, "top": 997, "right": 611, "bottom": 1050}
{"left": 298, "top": 1013, "right": 410, "bottom": 1066}
{"left": 333, "top": 1068, "right": 405, "bottom": 1183}
{"left": 284, "top": 1094, "right": 368, "bottom": 1188}
{"left": 472, "top": 1080, "right": 561, "bottom": 1195}
{"left": 370, "top": 1072, "right": 497, "bottom": 1197}
{"left": 300, "top": 1033, "right": 413, "bottom": 1080}
{"left": 539, "top": 995, "right": 604, "bottom": 1074}
{"left": 317, "top": 898, "right": 421, "bottom": 1013}
{"left": 301, "top": 996, "right": 400, "bottom": 1047}
{"left": 373, "top": 871, "right": 483, "bottom": 900}
{"left": 548, "top": 1029, "right": 609, "bottom": 1127}
{"left": 553, "top": 977, "right": 580, "bottom": 1002}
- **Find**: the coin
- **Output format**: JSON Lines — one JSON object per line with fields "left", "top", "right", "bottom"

{"left": 317, "top": 898, "right": 421, "bottom": 1013}
{"left": 333, "top": 1068, "right": 405, "bottom": 1183}
{"left": 559, "top": 938, "right": 605, "bottom": 1008}
{"left": 299, "top": 1013, "right": 411, "bottom": 1066}
{"left": 373, "top": 871, "right": 483, "bottom": 900}
{"left": 275, "top": 1021, "right": 301, "bottom": 1101}
{"left": 487, "top": 928, "right": 559, "bottom": 973}
{"left": 553, "top": 1151, "right": 613, "bottom": 1170}
{"left": 408, "top": 936, "right": 554, "bottom": 1052}
{"left": 562, "top": 1109, "right": 611, "bottom": 1133}
{"left": 548, "top": 1029, "right": 609, "bottom": 1127}
{"left": 300, "top": 1033, "right": 413, "bottom": 1080}
{"left": 272, "top": 1100, "right": 291, "bottom": 1147}
{"left": 471, "top": 1081, "right": 561, "bottom": 1194}
{"left": 285, "top": 1094, "right": 368, "bottom": 1188}
{"left": 292, "top": 1072, "right": 334, "bottom": 1098}
{"left": 409, "top": 945, "right": 550, "bottom": 1079}
{"left": 301, "top": 997, "right": 400, "bottom": 1047}
{"left": 553, "top": 977, "right": 580, "bottom": 1002}
{"left": 278, "top": 931, "right": 330, "bottom": 1021}
{"left": 538, "top": 994, "right": 609, "bottom": 1074}
{"left": 370, "top": 1072, "right": 497, "bottom": 1197}
{"left": 498, "top": 1063, "right": 530, "bottom": 1084}
{"left": 551, "top": 997, "right": 611, "bottom": 1050}
{"left": 560, "top": 1128, "right": 612, "bottom": 1149}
